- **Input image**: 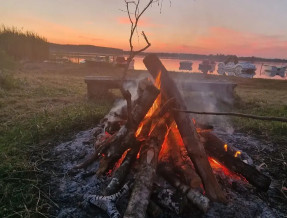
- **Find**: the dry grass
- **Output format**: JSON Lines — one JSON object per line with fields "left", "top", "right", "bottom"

{"left": 0, "top": 62, "right": 122, "bottom": 217}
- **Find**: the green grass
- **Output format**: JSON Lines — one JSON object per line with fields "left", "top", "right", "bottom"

{"left": 0, "top": 62, "right": 119, "bottom": 217}
{"left": 233, "top": 77, "right": 287, "bottom": 144}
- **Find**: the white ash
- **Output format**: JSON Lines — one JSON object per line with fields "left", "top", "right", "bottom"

{"left": 44, "top": 126, "right": 285, "bottom": 218}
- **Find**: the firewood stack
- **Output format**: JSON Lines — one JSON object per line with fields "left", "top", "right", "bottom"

{"left": 75, "top": 54, "right": 271, "bottom": 218}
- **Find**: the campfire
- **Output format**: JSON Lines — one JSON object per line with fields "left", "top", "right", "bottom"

{"left": 73, "top": 54, "right": 271, "bottom": 218}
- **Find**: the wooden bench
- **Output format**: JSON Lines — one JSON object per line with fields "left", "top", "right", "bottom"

{"left": 84, "top": 76, "right": 135, "bottom": 98}
{"left": 85, "top": 76, "right": 237, "bottom": 103}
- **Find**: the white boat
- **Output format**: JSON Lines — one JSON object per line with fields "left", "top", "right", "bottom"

{"left": 218, "top": 62, "right": 256, "bottom": 78}
{"left": 264, "top": 66, "right": 286, "bottom": 78}
{"left": 179, "top": 61, "right": 192, "bottom": 70}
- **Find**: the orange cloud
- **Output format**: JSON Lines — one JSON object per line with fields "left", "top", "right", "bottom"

{"left": 1, "top": 14, "right": 117, "bottom": 46}
{"left": 193, "top": 26, "right": 287, "bottom": 58}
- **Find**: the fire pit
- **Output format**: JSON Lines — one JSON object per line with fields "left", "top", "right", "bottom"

{"left": 44, "top": 55, "right": 286, "bottom": 218}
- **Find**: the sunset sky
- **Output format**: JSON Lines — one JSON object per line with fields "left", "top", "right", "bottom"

{"left": 1, "top": 0, "right": 287, "bottom": 59}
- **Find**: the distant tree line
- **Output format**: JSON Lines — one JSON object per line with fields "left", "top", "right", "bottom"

{"left": 0, "top": 25, "right": 49, "bottom": 61}
{"left": 49, "top": 43, "right": 123, "bottom": 55}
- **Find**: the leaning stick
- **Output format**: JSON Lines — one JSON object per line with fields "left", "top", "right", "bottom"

{"left": 174, "top": 109, "right": 287, "bottom": 123}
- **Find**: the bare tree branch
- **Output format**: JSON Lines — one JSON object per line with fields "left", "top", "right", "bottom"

{"left": 121, "top": 0, "right": 156, "bottom": 81}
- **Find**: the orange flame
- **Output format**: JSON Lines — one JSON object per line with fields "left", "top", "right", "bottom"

{"left": 155, "top": 71, "right": 161, "bottom": 89}
{"left": 224, "top": 144, "right": 228, "bottom": 152}
{"left": 135, "top": 71, "right": 162, "bottom": 138}
{"left": 113, "top": 148, "right": 130, "bottom": 171}
{"left": 234, "top": 151, "right": 241, "bottom": 158}
{"left": 135, "top": 122, "right": 144, "bottom": 138}
{"left": 208, "top": 157, "right": 244, "bottom": 181}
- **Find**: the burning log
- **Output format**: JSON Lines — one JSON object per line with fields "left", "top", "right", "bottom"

{"left": 166, "top": 124, "right": 202, "bottom": 189}
{"left": 124, "top": 113, "right": 173, "bottom": 218}
{"left": 200, "top": 131, "right": 271, "bottom": 191}
{"left": 158, "top": 162, "right": 210, "bottom": 213}
{"left": 104, "top": 142, "right": 141, "bottom": 195}
{"left": 143, "top": 54, "right": 226, "bottom": 202}
{"left": 75, "top": 78, "right": 159, "bottom": 171}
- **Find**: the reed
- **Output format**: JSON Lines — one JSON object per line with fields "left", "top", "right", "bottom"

{"left": 0, "top": 25, "right": 49, "bottom": 61}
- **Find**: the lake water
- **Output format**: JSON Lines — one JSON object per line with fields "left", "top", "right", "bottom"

{"left": 134, "top": 56, "right": 287, "bottom": 80}
{"left": 68, "top": 55, "right": 287, "bottom": 80}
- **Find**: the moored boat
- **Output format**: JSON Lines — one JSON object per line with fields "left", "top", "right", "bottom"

{"left": 264, "top": 65, "right": 286, "bottom": 78}
{"left": 179, "top": 61, "right": 192, "bottom": 70}
{"left": 198, "top": 60, "right": 216, "bottom": 74}
{"left": 217, "top": 56, "right": 256, "bottom": 78}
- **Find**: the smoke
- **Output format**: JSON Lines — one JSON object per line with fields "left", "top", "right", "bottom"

{"left": 175, "top": 74, "right": 235, "bottom": 132}
{"left": 102, "top": 74, "right": 153, "bottom": 130}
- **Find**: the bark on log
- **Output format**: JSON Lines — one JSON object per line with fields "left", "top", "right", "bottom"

{"left": 104, "top": 141, "right": 141, "bottom": 195}
{"left": 85, "top": 182, "right": 131, "bottom": 218}
{"left": 124, "top": 113, "right": 172, "bottom": 218}
{"left": 143, "top": 54, "right": 226, "bottom": 202}
{"left": 166, "top": 125, "right": 202, "bottom": 189}
{"left": 200, "top": 131, "right": 271, "bottom": 191}
{"left": 158, "top": 162, "right": 210, "bottom": 213}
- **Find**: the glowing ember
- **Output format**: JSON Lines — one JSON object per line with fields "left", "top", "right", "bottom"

{"left": 135, "top": 122, "right": 144, "bottom": 138}
{"left": 192, "top": 118, "right": 196, "bottom": 125}
{"left": 114, "top": 148, "right": 131, "bottom": 171}
{"left": 158, "top": 122, "right": 182, "bottom": 160}
{"left": 224, "top": 144, "right": 228, "bottom": 152}
{"left": 208, "top": 157, "right": 243, "bottom": 181}
{"left": 234, "top": 151, "right": 241, "bottom": 158}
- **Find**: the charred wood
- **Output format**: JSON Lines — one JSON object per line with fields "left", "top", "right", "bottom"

{"left": 147, "top": 200, "right": 163, "bottom": 218}
{"left": 144, "top": 54, "right": 226, "bottom": 202}
{"left": 200, "top": 131, "right": 271, "bottom": 191}
{"left": 75, "top": 79, "right": 159, "bottom": 171}
{"left": 166, "top": 126, "right": 202, "bottom": 189}
{"left": 104, "top": 141, "right": 141, "bottom": 195}
{"left": 152, "top": 186, "right": 183, "bottom": 215}
{"left": 158, "top": 162, "right": 210, "bottom": 213}
{"left": 124, "top": 113, "right": 172, "bottom": 218}
{"left": 85, "top": 181, "right": 131, "bottom": 218}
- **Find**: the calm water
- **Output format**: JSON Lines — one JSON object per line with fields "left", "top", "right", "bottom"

{"left": 134, "top": 56, "right": 287, "bottom": 80}
{"left": 68, "top": 55, "right": 287, "bottom": 80}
